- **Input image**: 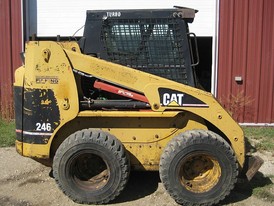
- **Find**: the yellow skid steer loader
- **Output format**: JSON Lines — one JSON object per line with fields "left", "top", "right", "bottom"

{"left": 14, "top": 7, "right": 263, "bottom": 205}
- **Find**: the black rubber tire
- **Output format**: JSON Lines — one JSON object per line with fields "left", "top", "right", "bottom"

{"left": 159, "top": 130, "right": 238, "bottom": 206}
{"left": 52, "top": 129, "right": 130, "bottom": 204}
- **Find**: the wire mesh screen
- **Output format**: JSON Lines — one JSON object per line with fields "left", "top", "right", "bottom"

{"left": 101, "top": 18, "right": 188, "bottom": 84}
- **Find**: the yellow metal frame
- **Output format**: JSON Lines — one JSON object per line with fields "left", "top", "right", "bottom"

{"left": 15, "top": 41, "right": 245, "bottom": 169}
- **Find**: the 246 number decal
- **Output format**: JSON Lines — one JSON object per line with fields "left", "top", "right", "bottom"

{"left": 36, "top": 123, "right": 52, "bottom": 132}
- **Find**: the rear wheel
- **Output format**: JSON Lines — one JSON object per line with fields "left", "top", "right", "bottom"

{"left": 53, "top": 129, "right": 130, "bottom": 204}
{"left": 159, "top": 130, "right": 238, "bottom": 206}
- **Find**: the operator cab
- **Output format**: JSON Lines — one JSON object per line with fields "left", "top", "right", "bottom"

{"left": 79, "top": 7, "right": 199, "bottom": 87}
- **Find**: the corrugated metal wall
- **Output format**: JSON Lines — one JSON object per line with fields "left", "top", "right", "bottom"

{"left": 218, "top": 0, "right": 274, "bottom": 124}
{"left": 0, "top": 0, "right": 22, "bottom": 119}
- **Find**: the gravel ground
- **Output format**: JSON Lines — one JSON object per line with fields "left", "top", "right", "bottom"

{"left": 0, "top": 147, "right": 273, "bottom": 206}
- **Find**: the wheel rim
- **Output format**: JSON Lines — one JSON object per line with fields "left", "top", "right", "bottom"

{"left": 178, "top": 153, "right": 221, "bottom": 193}
{"left": 69, "top": 152, "right": 110, "bottom": 191}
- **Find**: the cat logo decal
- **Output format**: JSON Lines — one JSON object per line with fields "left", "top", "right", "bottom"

{"left": 159, "top": 88, "right": 208, "bottom": 107}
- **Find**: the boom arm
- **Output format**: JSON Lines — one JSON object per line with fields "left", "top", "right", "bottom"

{"left": 64, "top": 46, "right": 245, "bottom": 167}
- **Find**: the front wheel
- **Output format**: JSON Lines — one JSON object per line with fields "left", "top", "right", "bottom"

{"left": 159, "top": 130, "right": 238, "bottom": 206}
{"left": 52, "top": 129, "right": 130, "bottom": 204}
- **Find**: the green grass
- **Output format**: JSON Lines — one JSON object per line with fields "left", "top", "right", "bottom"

{"left": 0, "top": 119, "right": 16, "bottom": 147}
{"left": 249, "top": 174, "right": 274, "bottom": 203}
{"left": 253, "top": 186, "right": 274, "bottom": 202}
{"left": 243, "top": 126, "right": 274, "bottom": 153}
{"left": 242, "top": 127, "right": 274, "bottom": 203}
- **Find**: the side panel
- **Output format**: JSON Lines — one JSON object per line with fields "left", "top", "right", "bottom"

{"left": 14, "top": 66, "right": 25, "bottom": 154}
{"left": 22, "top": 88, "right": 60, "bottom": 144}
{"left": 53, "top": 112, "right": 207, "bottom": 170}
{"left": 15, "top": 42, "right": 79, "bottom": 158}
{"left": 14, "top": 86, "right": 23, "bottom": 143}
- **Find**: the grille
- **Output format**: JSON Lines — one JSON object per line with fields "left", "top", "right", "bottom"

{"left": 101, "top": 18, "right": 188, "bottom": 84}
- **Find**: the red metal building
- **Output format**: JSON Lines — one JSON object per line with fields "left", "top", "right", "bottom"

{"left": 0, "top": 0, "right": 273, "bottom": 124}
{"left": 0, "top": 0, "right": 22, "bottom": 119}
{"left": 218, "top": 0, "right": 274, "bottom": 124}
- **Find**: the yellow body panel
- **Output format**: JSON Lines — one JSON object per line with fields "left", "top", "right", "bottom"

{"left": 15, "top": 41, "right": 245, "bottom": 170}
{"left": 16, "top": 41, "right": 79, "bottom": 156}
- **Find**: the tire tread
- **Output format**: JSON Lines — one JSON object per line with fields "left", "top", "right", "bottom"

{"left": 53, "top": 129, "right": 130, "bottom": 205}
{"left": 159, "top": 130, "right": 238, "bottom": 206}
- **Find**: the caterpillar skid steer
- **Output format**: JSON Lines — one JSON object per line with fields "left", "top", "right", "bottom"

{"left": 14, "top": 7, "right": 263, "bottom": 205}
